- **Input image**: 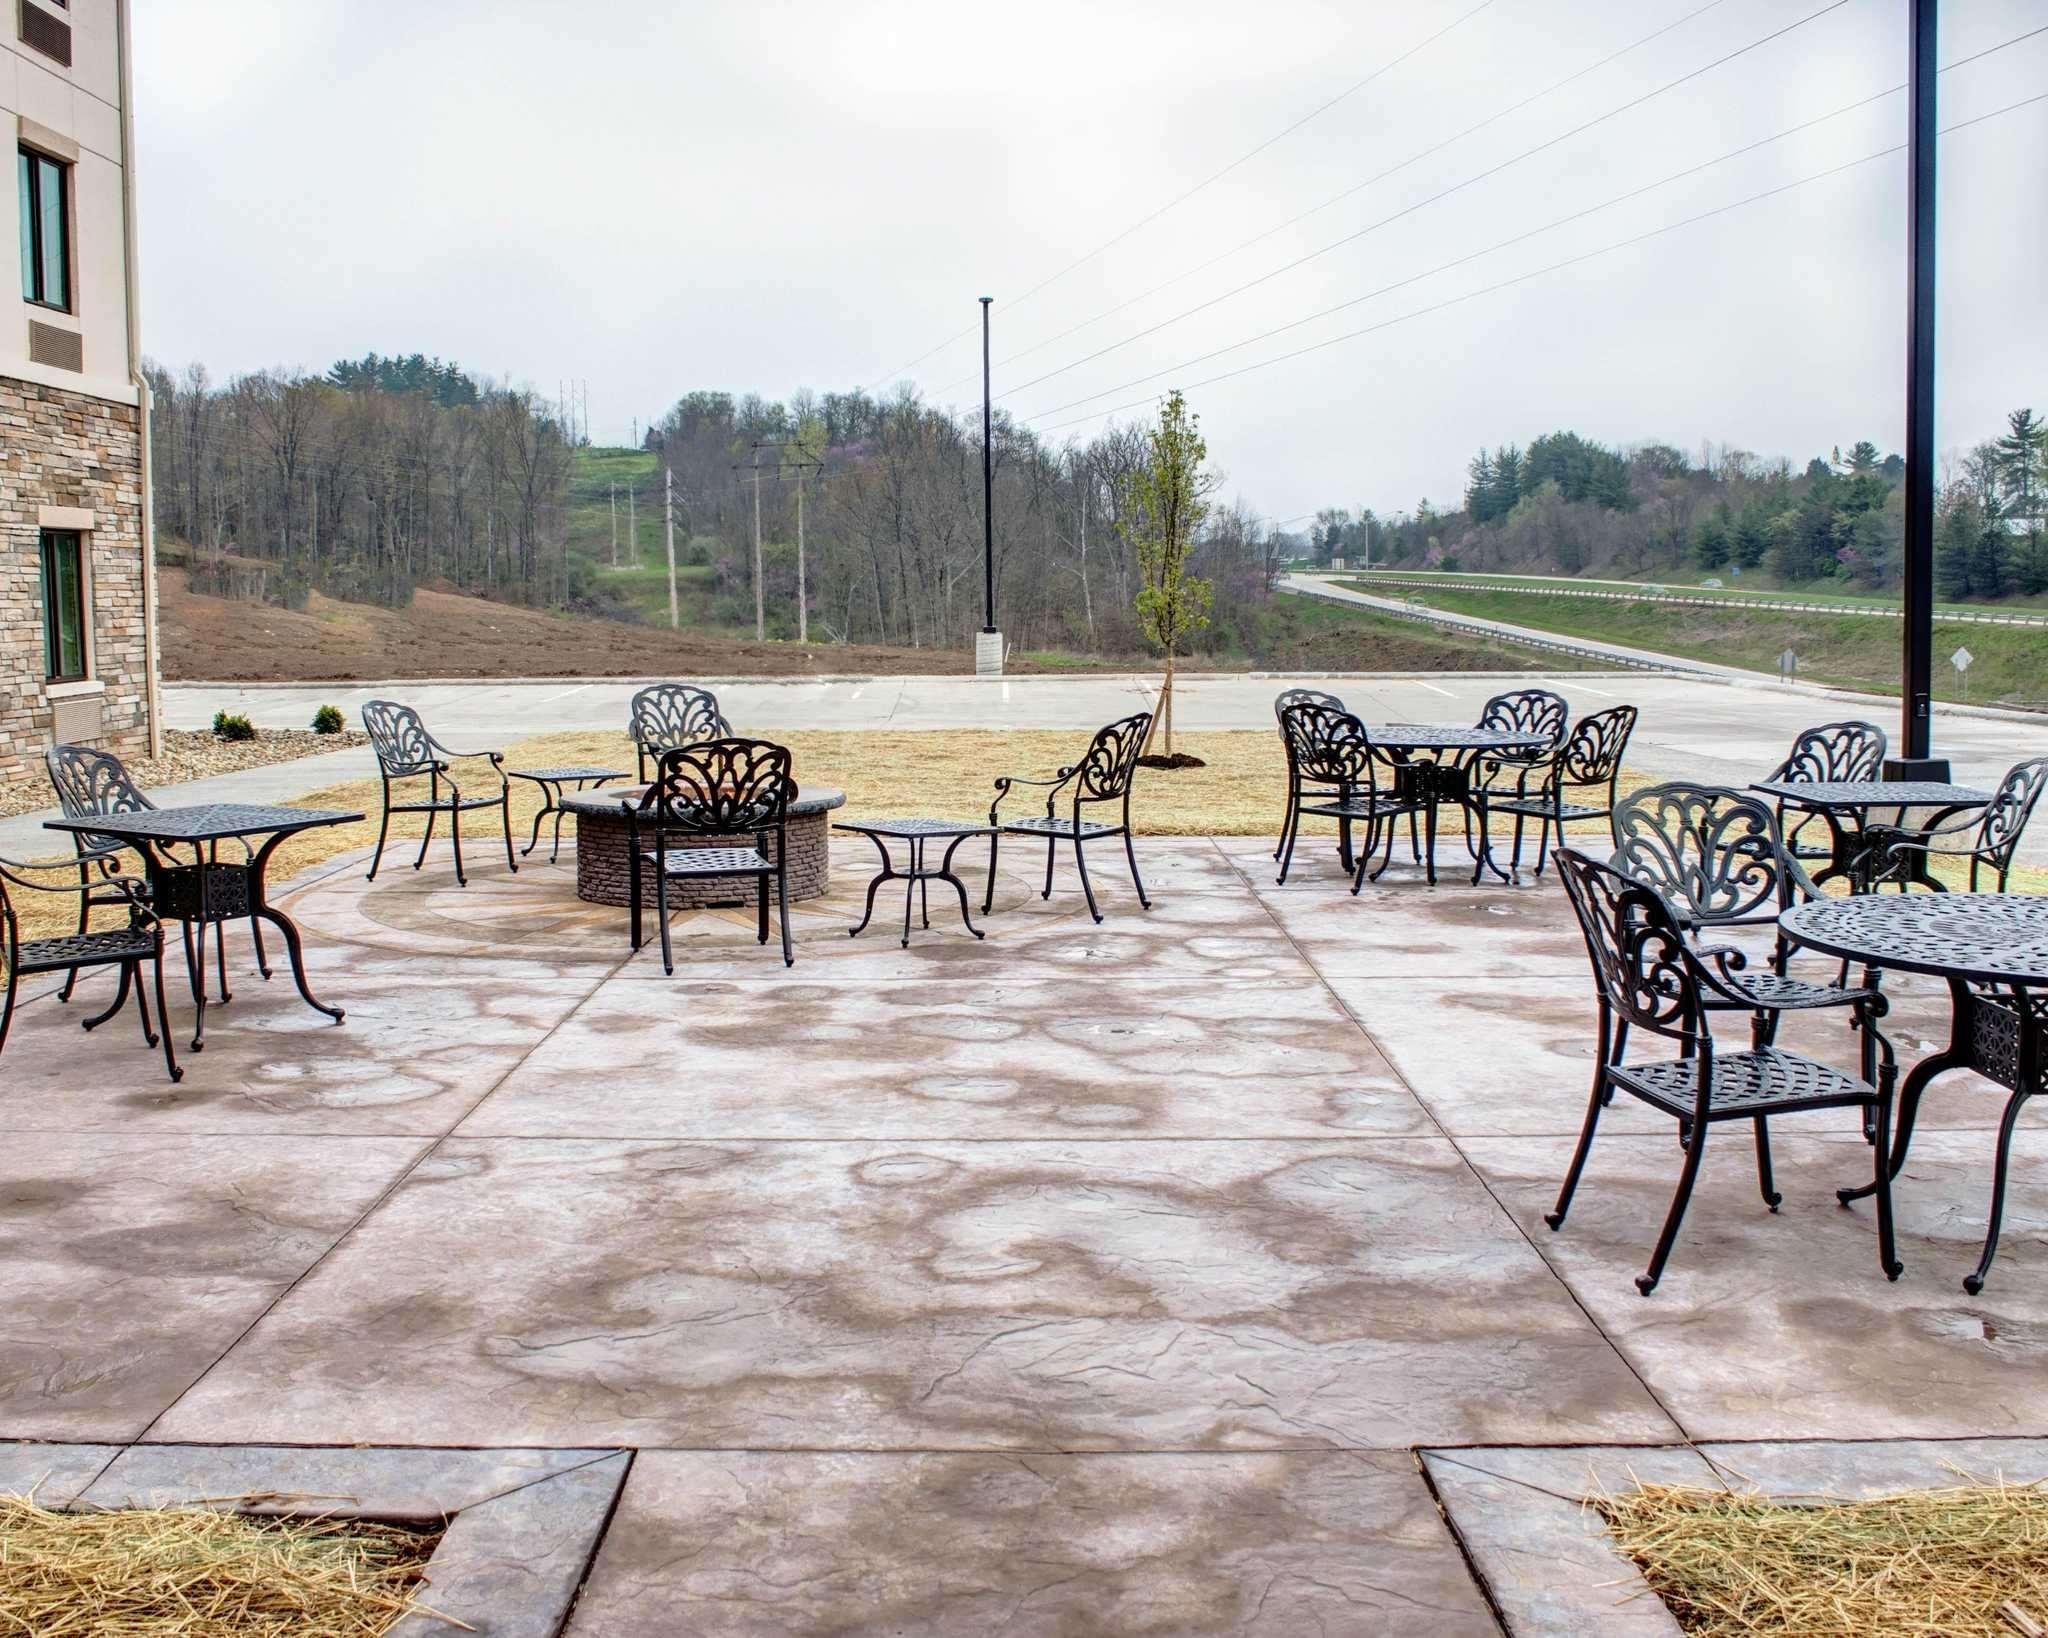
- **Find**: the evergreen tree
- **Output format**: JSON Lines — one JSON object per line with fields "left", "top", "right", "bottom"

{"left": 1936, "top": 499, "right": 1980, "bottom": 600}
{"left": 1692, "top": 507, "right": 1731, "bottom": 569}
{"left": 1731, "top": 510, "right": 1770, "bottom": 570}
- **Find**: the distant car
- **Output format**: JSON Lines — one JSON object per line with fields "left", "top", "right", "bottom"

{"left": 1701, "top": 577, "right": 1723, "bottom": 588}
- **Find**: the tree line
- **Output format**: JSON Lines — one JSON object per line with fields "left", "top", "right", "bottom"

{"left": 1308, "top": 409, "right": 2048, "bottom": 599}
{"left": 641, "top": 386, "right": 1281, "bottom": 658}
{"left": 143, "top": 355, "right": 577, "bottom": 609}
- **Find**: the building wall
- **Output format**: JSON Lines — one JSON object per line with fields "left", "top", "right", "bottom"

{"left": 0, "top": 1, "right": 151, "bottom": 790}
{"left": 0, "top": 378, "right": 146, "bottom": 783}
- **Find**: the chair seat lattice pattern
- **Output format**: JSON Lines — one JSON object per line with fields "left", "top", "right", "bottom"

{"left": 1611, "top": 1048, "right": 1875, "bottom": 1120}
{"left": 642, "top": 846, "right": 775, "bottom": 877}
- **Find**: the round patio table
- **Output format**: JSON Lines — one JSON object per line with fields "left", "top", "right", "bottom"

{"left": 1752, "top": 778, "right": 1990, "bottom": 890}
{"left": 1365, "top": 724, "right": 1548, "bottom": 885}
{"left": 1779, "top": 892, "right": 2048, "bottom": 1293}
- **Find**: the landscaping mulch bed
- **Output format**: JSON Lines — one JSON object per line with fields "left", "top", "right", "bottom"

{"left": 0, "top": 729, "right": 366, "bottom": 820}
{"left": 0, "top": 1492, "right": 441, "bottom": 1636}
{"left": 1600, "top": 1481, "right": 2048, "bottom": 1636}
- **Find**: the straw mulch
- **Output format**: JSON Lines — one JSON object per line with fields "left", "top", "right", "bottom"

{"left": 0, "top": 1493, "right": 444, "bottom": 1636}
{"left": 1600, "top": 1481, "right": 2048, "bottom": 1636}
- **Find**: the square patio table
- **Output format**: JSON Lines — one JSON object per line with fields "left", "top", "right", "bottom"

{"left": 1753, "top": 779, "right": 1991, "bottom": 890}
{"left": 44, "top": 803, "right": 362, "bottom": 1049}
{"left": 1366, "top": 725, "right": 1548, "bottom": 885}
{"left": 834, "top": 818, "right": 995, "bottom": 946}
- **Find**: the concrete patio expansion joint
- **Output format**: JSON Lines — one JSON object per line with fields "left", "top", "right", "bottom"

{"left": 1210, "top": 836, "right": 1698, "bottom": 1449}
{"left": 127, "top": 916, "right": 647, "bottom": 1447}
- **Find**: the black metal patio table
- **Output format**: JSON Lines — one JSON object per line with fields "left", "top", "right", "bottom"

{"left": 1779, "top": 892, "right": 2048, "bottom": 1293}
{"left": 507, "top": 765, "right": 627, "bottom": 863}
{"left": 835, "top": 818, "right": 995, "bottom": 947}
{"left": 1753, "top": 779, "right": 1991, "bottom": 891}
{"left": 1367, "top": 724, "right": 1547, "bottom": 885}
{"left": 44, "top": 803, "right": 362, "bottom": 1050}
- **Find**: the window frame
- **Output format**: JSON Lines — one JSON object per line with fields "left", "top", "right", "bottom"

{"left": 17, "top": 144, "right": 71, "bottom": 313}
{"left": 39, "top": 529, "right": 88, "bottom": 684}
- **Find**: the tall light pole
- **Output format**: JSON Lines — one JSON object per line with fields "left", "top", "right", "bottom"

{"left": 1895, "top": 0, "right": 1943, "bottom": 777}
{"left": 976, "top": 294, "right": 1003, "bottom": 676}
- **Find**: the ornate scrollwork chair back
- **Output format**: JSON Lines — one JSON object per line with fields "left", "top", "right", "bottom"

{"left": 45, "top": 743, "right": 154, "bottom": 857}
{"left": 1771, "top": 720, "right": 1887, "bottom": 785}
{"left": 631, "top": 684, "right": 732, "bottom": 782}
{"left": 643, "top": 738, "right": 794, "bottom": 837}
{"left": 361, "top": 700, "right": 437, "bottom": 777}
{"left": 1555, "top": 847, "right": 1701, "bottom": 1047}
{"left": 1610, "top": 784, "right": 1792, "bottom": 932}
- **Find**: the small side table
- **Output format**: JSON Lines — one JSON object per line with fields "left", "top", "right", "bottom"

{"left": 835, "top": 818, "right": 996, "bottom": 946}
{"left": 508, "top": 767, "right": 628, "bottom": 863}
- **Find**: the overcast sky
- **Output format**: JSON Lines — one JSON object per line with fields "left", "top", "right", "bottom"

{"left": 134, "top": 0, "right": 2047, "bottom": 525}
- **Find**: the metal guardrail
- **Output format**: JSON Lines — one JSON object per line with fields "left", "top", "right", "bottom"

{"left": 1337, "top": 574, "right": 2048, "bottom": 629}
{"left": 1284, "top": 579, "right": 1707, "bottom": 676}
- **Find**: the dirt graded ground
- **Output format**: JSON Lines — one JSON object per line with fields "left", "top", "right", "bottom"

{"left": 158, "top": 568, "right": 1547, "bottom": 682}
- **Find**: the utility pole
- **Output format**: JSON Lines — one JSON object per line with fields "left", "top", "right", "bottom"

{"left": 795, "top": 466, "right": 809, "bottom": 644}
{"left": 664, "top": 466, "right": 679, "bottom": 629}
{"left": 751, "top": 458, "right": 765, "bottom": 639}
{"left": 977, "top": 294, "right": 1003, "bottom": 676}
{"left": 627, "top": 482, "right": 637, "bottom": 569}
{"left": 609, "top": 481, "right": 618, "bottom": 567}
{"left": 1894, "top": 0, "right": 1944, "bottom": 777}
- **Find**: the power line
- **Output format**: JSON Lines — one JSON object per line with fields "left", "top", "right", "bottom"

{"left": 1000, "top": 0, "right": 1855, "bottom": 404}
{"left": 1021, "top": 25, "right": 2048, "bottom": 424}
{"left": 937, "top": 0, "right": 1737, "bottom": 394}
{"left": 851, "top": 0, "right": 1498, "bottom": 394}
{"left": 1028, "top": 90, "right": 2048, "bottom": 436}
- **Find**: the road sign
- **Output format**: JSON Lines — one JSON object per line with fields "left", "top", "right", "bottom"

{"left": 1778, "top": 648, "right": 1797, "bottom": 680}
{"left": 1952, "top": 645, "right": 1974, "bottom": 671}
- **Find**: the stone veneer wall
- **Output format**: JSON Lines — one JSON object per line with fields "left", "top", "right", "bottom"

{"left": 0, "top": 377, "right": 149, "bottom": 786}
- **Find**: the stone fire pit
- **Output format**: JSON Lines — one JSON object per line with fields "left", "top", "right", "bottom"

{"left": 558, "top": 784, "right": 846, "bottom": 909}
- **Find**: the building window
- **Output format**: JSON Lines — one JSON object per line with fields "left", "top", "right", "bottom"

{"left": 17, "top": 147, "right": 70, "bottom": 311}
{"left": 40, "top": 530, "right": 86, "bottom": 682}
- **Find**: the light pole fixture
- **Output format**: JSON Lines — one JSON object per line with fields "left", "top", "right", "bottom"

{"left": 976, "top": 294, "right": 1003, "bottom": 676}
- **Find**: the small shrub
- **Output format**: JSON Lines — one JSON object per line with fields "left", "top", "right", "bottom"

{"left": 211, "top": 711, "right": 256, "bottom": 742}
{"left": 310, "top": 704, "right": 345, "bottom": 735}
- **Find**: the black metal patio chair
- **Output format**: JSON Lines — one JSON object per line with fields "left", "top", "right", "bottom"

{"left": 1473, "top": 687, "right": 1569, "bottom": 790}
{"left": 1480, "top": 704, "right": 1638, "bottom": 878}
{"left": 627, "top": 737, "right": 796, "bottom": 972}
{"left": 1, "top": 852, "right": 180, "bottom": 1082}
{"left": 1764, "top": 719, "right": 1887, "bottom": 865}
{"left": 45, "top": 742, "right": 268, "bottom": 1004}
{"left": 1609, "top": 781, "right": 1872, "bottom": 1063}
{"left": 630, "top": 683, "right": 732, "bottom": 783}
{"left": 1272, "top": 687, "right": 1347, "bottom": 864}
{"left": 1855, "top": 756, "right": 2048, "bottom": 893}
{"left": 985, "top": 712, "right": 1152, "bottom": 925}
{"left": 1275, "top": 702, "right": 1428, "bottom": 890}
{"left": 1547, "top": 847, "right": 1900, "bottom": 1294}
{"left": 361, "top": 700, "right": 517, "bottom": 886}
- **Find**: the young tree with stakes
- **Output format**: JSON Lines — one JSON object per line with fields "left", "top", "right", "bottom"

{"left": 1123, "top": 391, "right": 1216, "bottom": 760}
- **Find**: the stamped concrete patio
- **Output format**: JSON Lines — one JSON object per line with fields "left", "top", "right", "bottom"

{"left": 3, "top": 828, "right": 2043, "bottom": 1632}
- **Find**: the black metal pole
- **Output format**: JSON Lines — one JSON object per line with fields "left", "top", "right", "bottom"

{"left": 980, "top": 295, "right": 996, "bottom": 634}
{"left": 1898, "top": 0, "right": 1940, "bottom": 773}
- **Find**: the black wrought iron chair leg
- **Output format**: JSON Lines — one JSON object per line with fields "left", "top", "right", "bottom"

{"left": 1964, "top": 1089, "right": 2031, "bottom": 1295}
{"left": 81, "top": 961, "right": 133, "bottom": 1031}
{"left": 982, "top": 833, "right": 1000, "bottom": 916}
{"left": 60, "top": 861, "right": 90, "bottom": 1001}
{"left": 500, "top": 795, "right": 518, "bottom": 874}
{"left": 1870, "top": 1086, "right": 1902, "bottom": 1279}
{"left": 449, "top": 803, "right": 468, "bottom": 887}
{"left": 367, "top": 794, "right": 392, "bottom": 881}
{"left": 1122, "top": 829, "right": 1150, "bottom": 910}
{"left": 1273, "top": 792, "right": 1295, "bottom": 861}
{"left": 778, "top": 865, "right": 794, "bottom": 966}
{"left": 656, "top": 869, "right": 674, "bottom": 976}
{"left": 413, "top": 805, "right": 437, "bottom": 872}
{"left": 150, "top": 950, "right": 182, "bottom": 1081}
{"left": 1753, "top": 1116, "right": 1782, "bottom": 1211}
{"left": 1637, "top": 1121, "right": 1708, "bottom": 1294}
{"left": 0, "top": 964, "right": 16, "bottom": 1058}
{"left": 1042, "top": 837, "right": 1056, "bottom": 900}
{"left": 1276, "top": 811, "right": 1303, "bottom": 884}
{"left": 757, "top": 875, "right": 770, "bottom": 944}
{"left": 121, "top": 959, "right": 154, "bottom": 1050}
{"left": 1546, "top": 1069, "right": 1609, "bottom": 1230}
{"left": 1510, "top": 813, "right": 1526, "bottom": 870}
{"left": 524, "top": 799, "right": 548, "bottom": 857}
{"left": 1532, "top": 814, "right": 1556, "bottom": 878}
{"left": 1073, "top": 834, "right": 1103, "bottom": 923}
